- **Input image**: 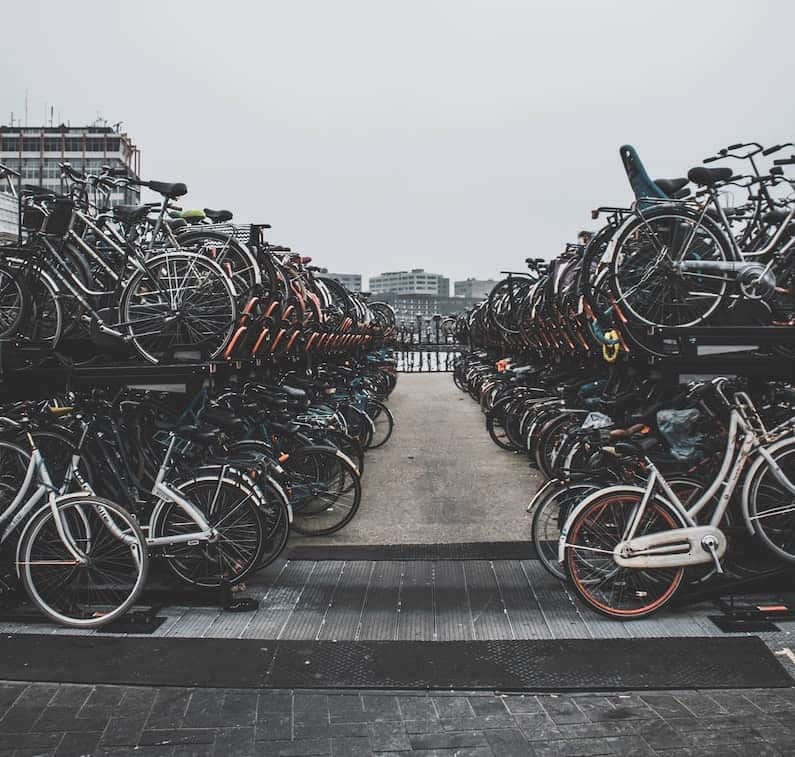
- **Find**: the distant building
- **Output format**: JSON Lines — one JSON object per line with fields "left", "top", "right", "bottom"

{"left": 373, "top": 292, "right": 481, "bottom": 324}
{"left": 370, "top": 269, "right": 450, "bottom": 297}
{"left": 325, "top": 272, "right": 362, "bottom": 293}
{"left": 454, "top": 277, "right": 497, "bottom": 299}
{"left": 0, "top": 122, "right": 142, "bottom": 206}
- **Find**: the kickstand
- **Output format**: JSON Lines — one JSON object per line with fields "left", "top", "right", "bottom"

{"left": 220, "top": 579, "right": 259, "bottom": 613}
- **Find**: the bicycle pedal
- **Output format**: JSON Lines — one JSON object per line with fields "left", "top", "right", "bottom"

{"left": 702, "top": 534, "right": 725, "bottom": 575}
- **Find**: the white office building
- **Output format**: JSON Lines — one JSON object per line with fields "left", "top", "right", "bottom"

{"left": 0, "top": 123, "right": 142, "bottom": 206}
{"left": 369, "top": 269, "right": 450, "bottom": 297}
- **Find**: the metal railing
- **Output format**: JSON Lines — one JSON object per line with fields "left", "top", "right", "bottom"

{"left": 394, "top": 317, "right": 462, "bottom": 372}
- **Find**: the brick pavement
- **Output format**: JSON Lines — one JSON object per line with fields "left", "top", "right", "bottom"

{"left": 2, "top": 681, "right": 795, "bottom": 756}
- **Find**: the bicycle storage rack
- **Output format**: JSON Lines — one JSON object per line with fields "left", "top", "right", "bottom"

{"left": 0, "top": 343, "right": 263, "bottom": 630}
{"left": 638, "top": 324, "right": 795, "bottom": 630}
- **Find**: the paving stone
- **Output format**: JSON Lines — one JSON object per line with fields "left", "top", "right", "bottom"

{"left": 263, "top": 738, "right": 331, "bottom": 756}
{"left": 330, "top": 736, "right": 372, "bottom": 756}
{"left": 468, "top": 696, "right": 508, "bottom": 716}
{"left": 257, "top": 692, "right": 293, "bottom": 716}
{"left": 633, "top": 718, "right": 687, "bottom": 749}
{"left": 221, "top": 691, "right": 258, "bottom": 726}
{"left": 432, "top": 696, "right": 474, "bottom": 719}
{"left": 16, "top": 684, "right": 59, "bottom": 707}
{"left": 101, "top": 715, "right": 147, "bottom": 747}
{"left": 502, "top": 695, "right": 542, "bottom": 714}
{"left": 94, "top": 747, "right": 172, "bottom": 757}
{"left": 512, "top": 712, "right": 563, "bottom": 742}
{"left": 0, "top": 684, "right": 25, "bottom": 709}
{"left": 742, "top": 689, "right": 795, "bottom": 713}
{"left": 484, "top": 727, "right": 535, "bottom": 757}
{"left": 409, "top": 730, "right": 489, "bottom": 750}
{"left": 183, "top": 690, "right": 224, "bottom": 728}
{"left": 50, "top": 684, "right": 93, "bottom": 710}
{"left": 552, "top": 720, "right": 638, "bottom": 740}
{"left": 673, "top": 691, "right": 729, "bottom": 717}
{"left": 174, "top": 745, "right": 214, "bottom": 757}
{"left": 33, "top": 707, "right": 84, "bottom": 732}
{"left": 0, "top": 731, "right": 61, "bottom": 750}
{"left": 84, "top": 685, "right": 125, "bottom": 708}
{"left": 538, "top": 697, "right": 588, "bottom": 724}
{"left": 403, "top": 718, "right": 442, "bottom": 734}
{"left": 139, "top": 728, "right": 216, "bottom": 746}
{"left": 255, "top": 713, "right": 293, "bottom": 741}
{"left": 361, "top": 694, "right": 401, "bottom": 721}
{"left": 706, "top": 690, "right": 766, "bottom": 715}
{"left": 677, "top": 725, "right": 766, "bottom": 747}
{"left": 328, "top": 695, "right": 366, "bottom": 723}
{"left": 534, "top": 735, "right": 655, "bottom": 757}
{"left": 294, "top": 694, "right": 329, "bottom": 715}
{"left": 0, "top": 704, "right": 46, "bottom": 732}
{"left": 640, "top": 693, "right": 694, "bottom": 718}
{"left": 438, "top": 713, "right": 515, "bottom": 731}
{"left": 119, "top": 687, "right": 158, "bottom": 717}
{"left": 146, "top": 688, "right": 193, "bottom": 729}
{"left": 54, "top": 730, "right": 103, "bottom": 756}
{"left": 369, "top": 720, "right": 411, "bottom": 751}
{"left": 212, "top": 725, "right": 255, "bottom": 756}
{"left": 396, "top": 695, "right": 436, "bottom": 721}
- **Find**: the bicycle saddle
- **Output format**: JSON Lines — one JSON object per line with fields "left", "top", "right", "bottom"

{"left": 654, "top": 177, "right": 688, "bottom": 196}
{"left": 114, "top": 205, "right": 150, "bottom": 224}
{"left": 143, "top": 180, "right": 188, "bottom": 198}
{"left": 204, "top": 208, "right": 233, "bottom": 223}
{"left": 202, "top": 407, "right": 246, "bottom": 434}
{"left": 278, "top": 385, "right": 308, "bottom": 401}
{"left": 174, "top": 424, "right": 220, "bottom": 444}
{"left": 687, "top": 166, "right": 733, "bottom": 187}
{"left": 270, "top": 420, "right": 301, "bottom": 436}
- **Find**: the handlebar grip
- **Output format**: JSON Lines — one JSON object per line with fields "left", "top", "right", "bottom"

{"left": 727, "top": 143, "right": 744, "bottom": 150}
{"left": 774, "top": 158, "right": 795, "bottom": 165}
{"left": 703, "top": 156, "right": 719, "bottom": 163}
{"left": 762, "top": 145, "right": 782, "bottom": 156}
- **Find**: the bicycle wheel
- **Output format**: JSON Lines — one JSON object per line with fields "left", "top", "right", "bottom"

{"left": 18, "top": 497, "right": 148, "bottom": 628}
{"left": 0, "top": 263, "right": 27, "bottom": 337}
{"left": 155, "top": 474, "right": 265, "bottom": 588}
{"left": 255, "top": 478, "right": 291, "bottom": 569}
{"left": 533, "top": 483, "right": 599, "bottom": 580}
{"left": 286, "top": 446, "right": 361, "bottom": 535}
{"left": 176, "top": 229, "right": 262, "bottom": 297}
{"left": 610, "top": 208, "right": 732, "bottom": 329}
{"left": 485, "top": 405, "right": 517, "bottom": 451}
{"left": 746, "top": 443, "right": 795, "bottom": 562}
{"left": 564, "top": 489, "right": 685, "bottom": 618}
{"left": 364, "top": 398, "right": 394, "bottom": 448}
{"left": 121, "top": 252, "right": 237, "bottom": 363}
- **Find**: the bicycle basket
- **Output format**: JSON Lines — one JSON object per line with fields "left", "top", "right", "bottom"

{"left": 21, "top": 206, "right": 46, "bottom": 232}
{"left": 41, "top": 197, "right": 75, "bottom": 236}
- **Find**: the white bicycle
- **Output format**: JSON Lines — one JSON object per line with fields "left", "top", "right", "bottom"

{"left": 0, "top": 428, "right": 148, "bottom": 628}
{"left": 559, "top": 378, "right": 795, "bottom": 618}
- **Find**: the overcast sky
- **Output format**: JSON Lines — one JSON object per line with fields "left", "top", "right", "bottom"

{"left": 2, "top": 1, "right": 794, "bottom": 284}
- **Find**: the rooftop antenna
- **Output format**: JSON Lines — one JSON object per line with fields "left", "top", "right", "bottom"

{"left": 24, "top": 89, "right": 28, "bottom": 127}
{"left": 49, "top": 106, "right": 53, "bottom": 127}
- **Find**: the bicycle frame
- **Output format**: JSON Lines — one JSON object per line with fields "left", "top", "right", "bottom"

{"left": 0, "top": 439, "right": 139, "bottom": 571}
{"left": 558, "top": 391, "right": 795, "bottom": 568}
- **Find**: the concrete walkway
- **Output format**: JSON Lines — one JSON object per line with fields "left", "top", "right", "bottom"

{"left": 294, "top": 373, "right": 540, "bottom": 545}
